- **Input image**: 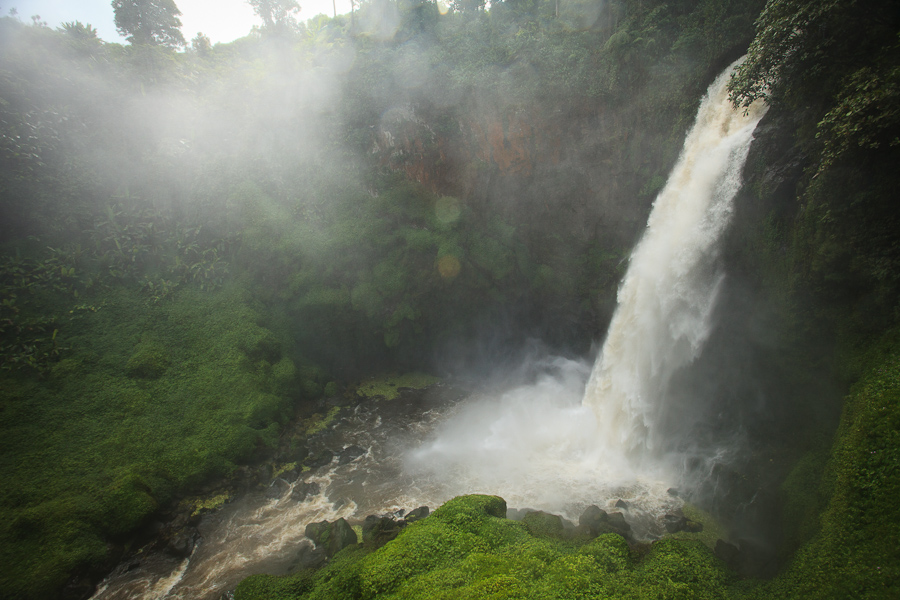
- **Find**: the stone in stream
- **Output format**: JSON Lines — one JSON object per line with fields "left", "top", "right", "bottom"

{"left": 165, "top": 527, "right": 200, "bottom": 558}
{"left": 265, "top": 478, "right": 291, "bottom": 500}
{"left": 291, "top": 480, "right": 321, "bottom": 502}
{"left": 294, "top": 543, "right": 328, "bottom": 571}
{"left": 664, "top": 513, "right": 703, "bottom": 534}
{"left": 405, "top": 506, "right": 430, "bottom": 522}
{"left": 304, "top": 448, "right": 334, "bottom": 469}
{"left": 362, "top": 514, "right": 406, "bottom": 547}
{"left": 338, "top": 445, "right": 366, "bottom": 465}
{"left": 577, "top": 505, "right": 633, "bottom": 541}
{"left": 304, "top": 518, "right": 358, "bottom": 557}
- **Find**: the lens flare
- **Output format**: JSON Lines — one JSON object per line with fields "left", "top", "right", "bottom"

{"left": 437, "top": 255, "right": 461, "bottom": 279}
{"left": 435, "top": 196, "right": 461, "bottom": 224}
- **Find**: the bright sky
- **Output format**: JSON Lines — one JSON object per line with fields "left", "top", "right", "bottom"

{"left": 3, "top": 0, "right": 353, "bottom": 44}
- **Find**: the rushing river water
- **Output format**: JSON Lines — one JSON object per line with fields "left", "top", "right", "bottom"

{"left": 90, "top": 368, "right": 680, "bottom": 600}
{"left": 90, "top": 59, "right": 767, "bottom": 600}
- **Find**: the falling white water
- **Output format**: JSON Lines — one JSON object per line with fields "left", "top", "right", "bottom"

{"left": 88, "top": 61, "right": 768, "bottom": 600}
{"left": 583, "top": 59, "right": 768, "bottom": 457}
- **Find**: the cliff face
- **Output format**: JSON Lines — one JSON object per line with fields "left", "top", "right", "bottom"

{"left": 371, "top": 97, "right": 675, "bottom": 251}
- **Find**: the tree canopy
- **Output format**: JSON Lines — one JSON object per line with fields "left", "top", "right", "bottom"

{"left": 112, "top": 0, "right": 186, "bottom": 47}
{"left": 247, "top": 0, "right": 301, "bottom": 35}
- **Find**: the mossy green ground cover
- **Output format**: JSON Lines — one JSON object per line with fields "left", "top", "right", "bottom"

{"left": 0, "top": 284, "right": 293, "bottom": 599}
{"left": 741, "top": 335, "right": 900, "bottom": 599}
{"left": 355, "top": 373, "right": 441, "bottom": 401}
{"left": 234, "top": 333, "right": 900, "bottom": 600}
{"left": 235, "top": 495, "right": 731, "bottom": 600}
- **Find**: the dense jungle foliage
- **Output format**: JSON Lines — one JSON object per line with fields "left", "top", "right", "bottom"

{"left": 0, "top": 0, "right": 898, "bottom": 597}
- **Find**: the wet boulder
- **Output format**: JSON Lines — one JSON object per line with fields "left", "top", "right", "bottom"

{"left": 305, "top": 520, "right": 330, "bottom": 546}
{"left": 606, "top": 512, "right": 633, "bottom": 538}
{"left": 338, "top": 445, "right": 366, "bottom": 465}
{"left": 265, "top": 478, "right": 291, "bottom": 500}
{"left": 578, "top": 505, "right": 608, "bottom": 536}
{"left": 304, "top": 517, "right": 359, "bottom": 557}
{"left": 578, "top": 505, "right": 633, "bottom": 541}
{"left": 523, "top": 511, "right": 566, "bottom": 539}
{"left": 362, "top": 514, "right": 406, "bottom": 547}
{"left": 291, "top": 480, "right": 321, "bottom": 502}
{"left": 664, "top": 513, "right": 703, "bottom": 534}
{"left": 165, "top": 526, "right": 200, "bottom": 558}
{"left": 405, "top": 506, "right": 430, "bottom": 523}
{"left": 304, "top": 448, "right": 334, "bottom": 469}
{"left": 715, "top": 539, "right": 741, "bottom": 570}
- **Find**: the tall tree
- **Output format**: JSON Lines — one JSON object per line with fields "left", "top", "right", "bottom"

{"left": 247, "top": 0, "right": 301, "bottom": 35}
{"left": 112, "top": 0, "right": 186, "bottom": 48}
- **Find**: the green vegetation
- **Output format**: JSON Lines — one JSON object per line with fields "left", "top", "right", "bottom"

{"left": 741, "top": 336, "right": 900, "bottom": 599}
{"left": 0, "top": 0, "right": 898, "bottom": 597}
{"left": 235, "top": 495, "right": 732, "bottom": 600}
{"left": 0, "top": 285, "right": 292, "bottom": 598}
{"left": 355, "top": 373, "right": 441, "bottom": 401}
{"left": 304, "top": 407, "right": 342, "bottom": 436}
{"left": 186, "top": 491, "right": 234, "bottom": 517}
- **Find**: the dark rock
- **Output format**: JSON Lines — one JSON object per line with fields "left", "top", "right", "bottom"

{"left": 735, "top": 538, "right": 779, "bottom": 579}
{"left": 579, "top": 505, "right": 632, "bottom": 540}
{"left": 664, "top": 514, "right": 686, "bottom": 533}
{"left": 405, "top": 506, "right": 430, "bottom": 523}
{"left": 506, "top": 508, "right": 533, "bottom": 521}
{"left": 304, "top": 518, "right": 359, "bottom": 557}
{"left": 291, "top": 480, "right": 321, "bottom": 502}
{"left": 338, "top": 445, "right": 366, "bottom": 465}
{"left": 667, "top": 488, "right": 679, "bottom": 497}
{"left": 305, "top": 449, "right": 334, "bottom": 469}
{"left": 328, "top": 518, "right": 359, "bottom": 556}
{"left": 294, "top": 543, "right": 328, "bottom": 570}
{"left": 606, "top": 512, "right": 632, "bottom": 539}
{"left": 166, "top": 527, "right": 199, "bottom": 558}
{"left": 265, "top": 478, "right": 291, "bottom": 500}
{"left": 684, "top": 519, "right": 703, "bottom": 533}
{"left": 615, "top": 499, "right": 629, "bottom": 510}
{"left": 579, "top": 505, "right": 608, "bottom": 535}
{"left": 715, "top": 539, "right": 741, "bottom": 570}
{"left": 289, "top": 444, "right": 310, "bottom": 463}
{"left": 363, "top": 514, "right": 405, "bottom": 547}
{"left": 326, "top": 394, "right": 353, "bottom": 407}
{"left": 523, "top": 511, "right": 565, "bottom": 539}
{"left": 664, "top": 514, "right": 703, "bottom": 534}
{"left": 233, "top": 466, "right": 256, "bottom": 490}
{"left": 305, "top": 521, "right": 330, "bottom": 547}
{"left": 60, "top": 576, "right": 94, "bottom": 600}
{"left": 256, "top": 463, "right": 274, "bottom": 483}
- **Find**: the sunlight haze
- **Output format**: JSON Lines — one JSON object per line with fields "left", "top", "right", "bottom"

{"left": 4, "top": 0, "right": 352, "bottom": 43}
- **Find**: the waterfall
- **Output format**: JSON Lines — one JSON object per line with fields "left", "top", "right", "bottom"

{"left": 583, "top": 59, "right": 768, "bottom": 457}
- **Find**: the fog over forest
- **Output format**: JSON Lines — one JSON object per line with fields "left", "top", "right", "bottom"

{"left": 1, "top": 1, "right": 899, "bottom": 599}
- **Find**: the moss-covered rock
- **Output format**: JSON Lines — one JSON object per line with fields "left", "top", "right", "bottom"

{"left": 234, "top": 494, "right": 738, "bottom": 600}
{"left": 306, "top": 518, "right": 359, "bottom": 558}
{"left": 355, "top": 372, "right": 440, "bottom": 401}
{"left": 522, "top": 510, "right": 566, "bottom": 539}
{"left": 125, "top": 340, "right": 169, "bottom": 378}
